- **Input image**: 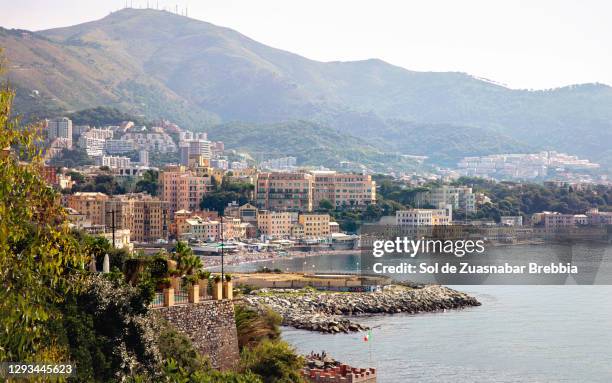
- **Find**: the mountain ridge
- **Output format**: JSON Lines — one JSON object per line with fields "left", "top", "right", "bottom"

{"left": 1, "top": 8, "right": 611, "bottom": 168}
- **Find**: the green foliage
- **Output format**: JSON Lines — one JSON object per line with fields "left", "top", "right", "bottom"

{"left": 135, "top": 169, "right": 159, "bottom": 196}
{"left": 157, "top": 325, "right": 206, "bottom": 375}
{"left": 173, "top": 241, "right": 202, "bottom": 275}
{"left": 0, "top": 76, "right": 89, "bottom": 361}
{"left": 317, "top": 199, "right": 334, "bottom": 211}
{"left": 453, "top": 177, "right": 612, "bottom": 221}
{"left": 56, "top": 275, "right": 164, "bottom": 381}
{"left": 49, "top": 147, "right": 94, "bottom": 168}
{"left": 234, "top": 305, "right": 281, "bottom": 350}
{"left": 70, "top": 172, "right": 128, "bottom": 195}
{"left": 240, "top": 340, "right": 305, "bottom": 383}
{"left": 68, "top": 106, "right": 149, "bottom": 126}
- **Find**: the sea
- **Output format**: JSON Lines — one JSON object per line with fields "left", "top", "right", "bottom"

{"left": 224, "top": 245, "right": 612, "bottom": 382}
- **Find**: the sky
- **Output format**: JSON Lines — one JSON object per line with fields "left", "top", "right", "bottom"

{"left": 0, "top": 0, "right": 610, "bottom": 89}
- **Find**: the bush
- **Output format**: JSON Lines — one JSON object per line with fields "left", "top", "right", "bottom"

{"left": 235, "top": 305, "right": 281, "bottom": 350}
{"left": 240, "top": 340, "right": 305, "bottom": 383}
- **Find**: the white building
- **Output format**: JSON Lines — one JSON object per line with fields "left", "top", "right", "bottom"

{"left": 122, "top": 132, "right": 177, "bottom": 153}
{"left": 417, "top": 186, "right": 476, "bottom": 214}
{"left": 105, "top": 139, "right": 135, "bottom": 154}
{"left": 179, "top": 138, "right": 212, "bottom": 165}
{"left": 97, "top": 155, "right": 132, "bottom": 168}
{"left": 396, "top": 205, "right": 453, "bottom": 226}
{"left": 47, "top": 117, "right": 73, "bottom": 148}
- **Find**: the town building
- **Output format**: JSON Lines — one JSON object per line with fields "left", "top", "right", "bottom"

{"left": 416, "top": 186, "right": 476, "bottom": 214}
{"left": 586, "top": 208, "right": 612, "bottom": 225}
{"left": 500, "top": 216, "right": 523, "bottom": 226}
{"left": 256, "top": 210, "right": 298, "bottom": 238}
{"left": 105, "top": 139, "right": 135, "bottom": 154}
{"left": 46, "top": 117, "right": 73, "bottom": 148}
{"left": 159, "top": 165, "right": 215, "bottom": 217}
{"left": 96, "top": 155, "right": 132, "bottom": 168}
{"left": 66, "top": 192, "right": 109, "bottom": 226}
{"left": 101, "top": 229, "right": 133, "bottom": 251}
{"left": 311, "top": 171, "right": 376, "bottom": 208}
{"left": 179, "top": 136, "right": 212, "bottom": 166}
{"left": 297, "top": 214, "right": 331, "bottom": 238}
{"left": 122, "top": 131, "right": 177, "bottom": 153}
{"left": 225, "top": 202, "right": 258, "bottom": 224}
{"left": 256, "top": 172, "right": 314, "bottom": 212}
{"left": 396, "top": 205, "right": 453, "bottom": 226}
{"left": 105, "top": 193, "right": 169, "bottom": 243}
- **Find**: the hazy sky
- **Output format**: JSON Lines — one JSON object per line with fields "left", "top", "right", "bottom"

{"left": 1, "top": 0, "right": 610, "bottom": 89}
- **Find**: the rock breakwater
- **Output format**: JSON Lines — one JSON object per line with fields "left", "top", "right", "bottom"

{"left": 243, "top": 285, "right": 480, "bottom": 333}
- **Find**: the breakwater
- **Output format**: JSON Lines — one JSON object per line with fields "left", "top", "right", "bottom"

{"left": 243, "top": 285, "right": 480, "bottom": 333}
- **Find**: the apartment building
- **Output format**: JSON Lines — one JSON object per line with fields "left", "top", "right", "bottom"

{"left": 256, "top": 172, "right": 314, "bottom": 212}
{"left": 179, "top": 137, "right": 212, "bottom": 166}
{"left": 105, "top": 139, "right": 135, "bottom": 154}
{"left": 105, "top": 193, "right": 169, "bottom": 243}
{"left": 586, "top": 208, "right": 612, "bottom": 225}
{"left": 171, "top": 209, "right": 219, "bottom": 238}
{"left": 416, "top": 186, "right": 476, "bottom": 214}
{"left": 96, "top": 155, "right": 132, "bottom": 168}
{"left": 256, "top": 210, "right": 298, "bottom": 238}
{"left": 312, "top": 171, "right": 376, "bottom": 208}
{"left": 46, "top": 117, "right": 73, "bottom": 148}
{"left": 159, "top": 165, "right": 215, "bottom": 217}
{"left": 181, "top": 215, "right": 243, "bottom": 241}
{"left": 544, "top": 213, "right": 588, "bottom": 228}
{"left": 122, "top": 131, "right": 177, "bottom": 153}
{"left": 225, "top": 203, "right": 258, "bottom": 224}
{"left": 297, "top": 213, "right": 331, "bottom": 238}
{"left": 396, "top": 205, "right": 453, "bottom": 226}
{"left": 66, "top": 192, "right": 109, "bottom": 226}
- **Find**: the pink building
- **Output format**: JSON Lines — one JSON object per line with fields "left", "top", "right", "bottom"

{"left": 159, "top": 165, "right": 215, "bottom": 217}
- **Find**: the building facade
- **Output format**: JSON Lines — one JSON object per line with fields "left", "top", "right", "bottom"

{"left": 159, "top": 165, "right": 215, "bottom": 217}
{"left": 312, "top": 171, "right": 376, "bottom": 208}
{"left": 256, "top": 210, "right": 298, "bottom": 238}
{"left": 256, "top": 172, "right": 314, "bottom": 212}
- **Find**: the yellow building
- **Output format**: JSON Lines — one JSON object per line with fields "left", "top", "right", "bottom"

{"left": 298, "top": 213, "right": 331, "bottom": 238}
{"left": 67, "top": 192, "right": 109, "bottom": 226}
{"left": 106, "top": 193, "right": 169, "bottom": 243}
{"left": 256, "top": 210, "right": 298, "bottom": 238}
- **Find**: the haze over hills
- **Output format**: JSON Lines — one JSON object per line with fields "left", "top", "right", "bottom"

{"left": 1, "top": 8, "right": 611, "bottom": 168}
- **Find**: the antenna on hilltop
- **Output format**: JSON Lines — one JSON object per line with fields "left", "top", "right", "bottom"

{"left": 175, "top": 4, "right": 178, "bottom": 14}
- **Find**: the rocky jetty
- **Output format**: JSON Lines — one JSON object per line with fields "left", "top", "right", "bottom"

{"left": 243, "top": 285, "right": 480, "bottom": 333}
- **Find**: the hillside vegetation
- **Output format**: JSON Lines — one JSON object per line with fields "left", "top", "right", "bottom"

{"left": 2, "top": 9, "right": 612, "bottom": 167}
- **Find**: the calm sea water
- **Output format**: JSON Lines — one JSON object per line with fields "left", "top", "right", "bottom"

{"left": 225, "top": 248, "right": 612, "bottom": 382}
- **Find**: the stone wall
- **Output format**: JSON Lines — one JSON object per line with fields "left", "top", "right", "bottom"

{"left": 156, "top": 300, "right": 240, "bottom": 370}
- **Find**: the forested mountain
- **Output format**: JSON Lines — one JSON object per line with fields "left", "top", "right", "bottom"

{"left": 1, "top": 8, "right": 611, "bottom": 167}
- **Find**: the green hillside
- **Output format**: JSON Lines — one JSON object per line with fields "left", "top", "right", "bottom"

{"left": 1, "top": 8, "right": 611, "bottom": 168}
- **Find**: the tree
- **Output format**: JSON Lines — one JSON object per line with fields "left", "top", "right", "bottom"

{"left": 0, "top": 67, "right": 89, "bottom": 361}
{"left": 135, "top": 169, "right": 159, "bottom": 196}
{"left": 317, "top": 199, "right": 334, "bottom": 211}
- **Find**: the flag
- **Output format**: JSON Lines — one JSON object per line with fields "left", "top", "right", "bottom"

{"left": 363, "top": 329, "right": 372, "bottom": 342}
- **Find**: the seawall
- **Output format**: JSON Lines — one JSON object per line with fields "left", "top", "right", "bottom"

{"left": 156, "top": 300, "right": 240, "bottom": 370}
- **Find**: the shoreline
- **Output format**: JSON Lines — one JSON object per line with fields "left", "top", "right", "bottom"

{"left": 202, "top": 248, "right": 358, "bottom": 269}
{"left": 243, "top": 284, "right": 481, "bottom": 333}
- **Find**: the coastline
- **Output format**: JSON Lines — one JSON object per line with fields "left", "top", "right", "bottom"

{"left": 243, "top": 285, "right": 481, "bottom": 333}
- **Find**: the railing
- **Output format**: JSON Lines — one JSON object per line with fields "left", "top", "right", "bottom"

{"left": 174, "top": 281, "right": 188, "bottom": 304}
{"left": 151, "top": 292, "right": 164, "bottom": 307}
